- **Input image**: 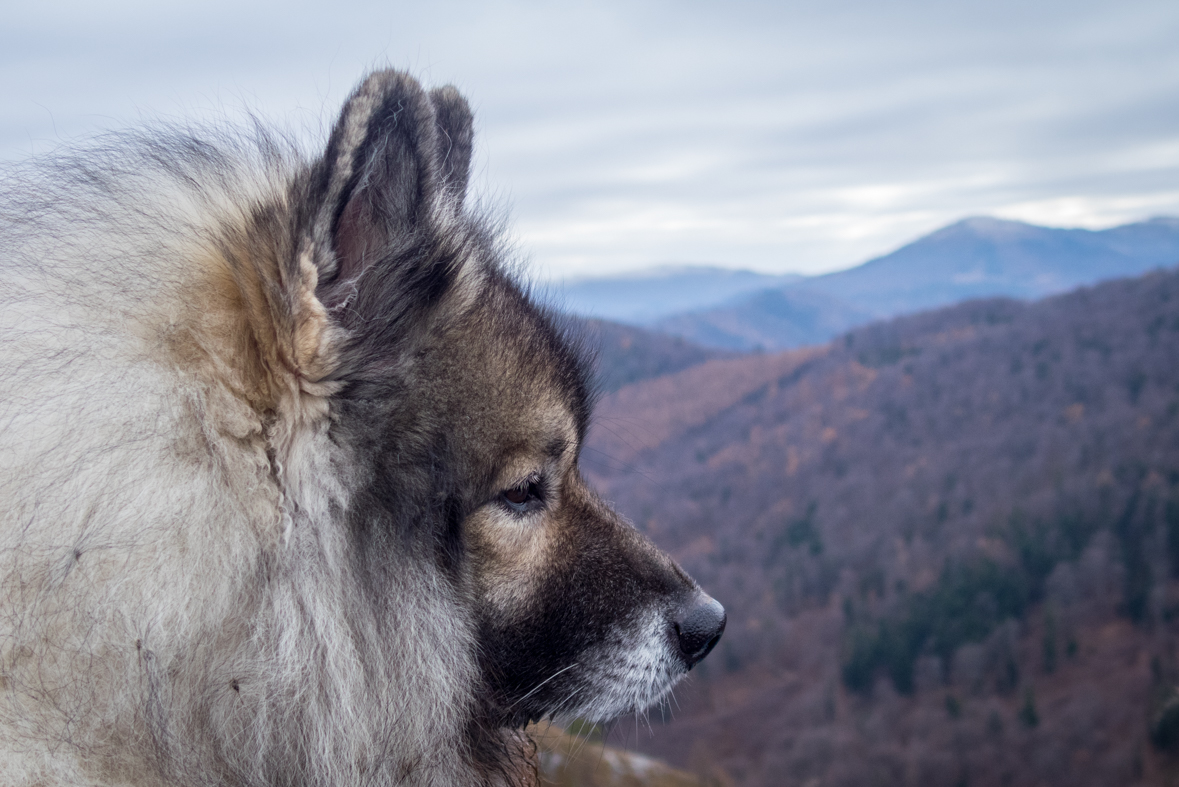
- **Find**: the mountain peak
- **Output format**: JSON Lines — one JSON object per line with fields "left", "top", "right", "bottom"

{"left": 939, "top": 216, "right": 1038, "bottom": 239}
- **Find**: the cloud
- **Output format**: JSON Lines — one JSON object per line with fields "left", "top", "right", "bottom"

{"left": 2, "top": 0, "right": 1177, "bottom": 278}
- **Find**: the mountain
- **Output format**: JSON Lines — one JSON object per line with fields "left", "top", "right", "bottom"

{"left": 654, "top": 286, "right": 875, "bottom": 351}
{"left": 544, "top": 266, "right": 801, "bottom": 325}
{"left": 654, "top": 216, "right": 1179, "bottom": 351}
{"left": 798, "top": 215, "right": 1179, "bottom": 316}
{"left": 584, "top": 267, "right": 1179, "bottom": 786}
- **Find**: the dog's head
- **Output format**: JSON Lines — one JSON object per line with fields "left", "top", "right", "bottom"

{"left": 271, "top": 71, "right": 724, "bottom": 729}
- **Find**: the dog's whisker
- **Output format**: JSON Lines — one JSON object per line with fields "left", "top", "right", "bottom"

{"left": 508, "top": 662, "right": 579, "bottom": 710}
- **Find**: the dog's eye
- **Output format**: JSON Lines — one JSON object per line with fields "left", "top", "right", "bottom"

{"left": 504, "top": 487, "right": 529, "bottom": 505}
{"left": 500, "top": 479, "right": 543, "bottom": 514}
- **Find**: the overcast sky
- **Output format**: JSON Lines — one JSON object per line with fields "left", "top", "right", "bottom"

{"left": 3, "top": 0, "right": 1177, "bottom": 279}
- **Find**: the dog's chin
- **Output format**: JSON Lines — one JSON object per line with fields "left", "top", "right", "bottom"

{"left": 550, "top": 613, "right": 690, "bottom": 725}
{"left": 551, "top": 672, "right": 686, "bottom": 727}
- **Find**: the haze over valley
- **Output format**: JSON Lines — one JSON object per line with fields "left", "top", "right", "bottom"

{"left": 554, "top": 216, "right": 1179, "bottom": 351}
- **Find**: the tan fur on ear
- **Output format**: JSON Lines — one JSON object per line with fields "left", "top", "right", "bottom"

{"left": 292, "top": 251, "right": 335, "bottom": 382}
{"left": 168, "top": 211, "right": 341, "bottom": 437}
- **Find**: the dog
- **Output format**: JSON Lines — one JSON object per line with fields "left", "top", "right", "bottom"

{"left": 0, "top": 70, "right": 725, "bottom": 786}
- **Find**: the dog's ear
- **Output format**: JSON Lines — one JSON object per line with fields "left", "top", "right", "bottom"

{"left": 312, "top": 70, "right": 442, "bottom": 289}
{"left": 429, "top": 86, "right": 474, "bottom": 208}
{"left": 280, "top": 71, "right": 476, "bottom": 382}
{"left": 238, "top": 72, "right": 476, "bottom": 390}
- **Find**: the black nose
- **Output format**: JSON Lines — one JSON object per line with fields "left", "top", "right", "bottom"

{"left": 673, "top": 594, "right": 726, "bottom": 670}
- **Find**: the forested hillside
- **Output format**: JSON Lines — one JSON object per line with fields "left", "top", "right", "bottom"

{"left": 583, "top": 268, "right": 1179, "bottom": 786}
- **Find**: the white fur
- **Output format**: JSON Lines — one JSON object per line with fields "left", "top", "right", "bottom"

{"left": 568, "top": 611, "right": 686, "bottom": 724}
{"left": 0, "top": 135, "right": 487, "bottom": 786}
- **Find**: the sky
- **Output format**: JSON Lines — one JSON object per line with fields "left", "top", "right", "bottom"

{"left": 2, "top": 0, "right": 1178, "bottom": 280}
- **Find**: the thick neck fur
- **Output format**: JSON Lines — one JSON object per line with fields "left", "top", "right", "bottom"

{"left": 0, "top": 132, "right": 535, "bottom": 786}
{"left": 164, "top": 197, "right": 533, "bottom": 786}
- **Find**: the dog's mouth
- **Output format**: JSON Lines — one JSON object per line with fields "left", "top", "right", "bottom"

{"left": 500, "top": 594, "right": 728, "bottom": 727}
{"left": 528, "top": 602, "right": 722, "bottom": 725}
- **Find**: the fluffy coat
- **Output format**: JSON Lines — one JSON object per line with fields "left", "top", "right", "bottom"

{"left": 0, "top": 71, "right": 721, "bottom": 786}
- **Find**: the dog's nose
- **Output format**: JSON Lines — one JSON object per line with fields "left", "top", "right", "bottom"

{"left": 673, "top": 593, "right": 726, "bottom": 669}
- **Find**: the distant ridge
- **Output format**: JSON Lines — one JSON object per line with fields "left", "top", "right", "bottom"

{"left": 655, "top": 216, "right": 1179, "bottom": 350}
{"left": 656, "top": 286, "right": 874, "bottom": 350}
{"left": 543, "top": 266, "right": 800, "bottom": 324}
{"left": 797, "top": 215, "right": 1179, "bottom": 315}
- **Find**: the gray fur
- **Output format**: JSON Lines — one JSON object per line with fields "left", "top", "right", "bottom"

{"left": 0, "top": 71, "right": 719, "bottom": 787}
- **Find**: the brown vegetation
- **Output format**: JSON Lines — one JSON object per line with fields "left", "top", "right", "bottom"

{"left": 585, "top": 268, "right": 1179, "bottom": 786}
